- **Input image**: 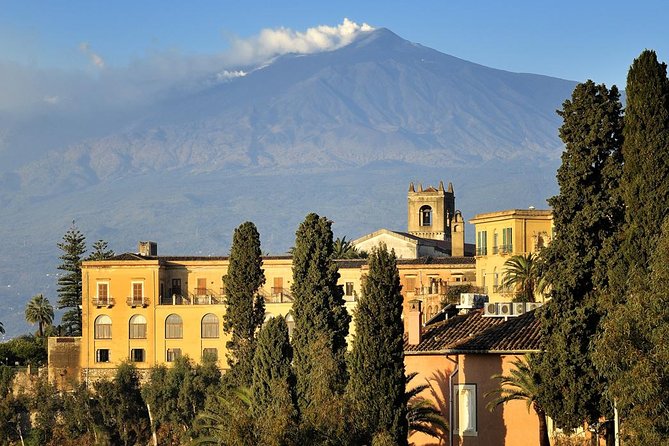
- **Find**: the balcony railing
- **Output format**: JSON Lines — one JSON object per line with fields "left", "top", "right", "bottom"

{"left": 160, "top": 288, "right": 224, "bottom": 305}
{"left": 476, "top": 247, "right": 488, "bottom": 256}
{"left": 498, "top": 244, "right": 513, "bottom": 255}
{"left": 92, "top": 297, "right": 115, "bottom": 307}
{"left": 263, "top": 287, "right": 293, "bottom": 303}
{"left": 126, "top": 296, "right": 149, "bottom": 307}
{"left": 492, "top": 245, "right": 499, "bottom": 254}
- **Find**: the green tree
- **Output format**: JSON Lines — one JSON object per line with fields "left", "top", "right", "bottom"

{"left": 594, "top": 50, "right": 669, "bottom": 445}
{"left": 617, "top": 50, "right": 669, "bottom": 279}
{"left": 27, "top": 376, "right": 63, "bottom": 445}
{"left": 251, "top": 316, "right": 298, "bottom": 446}
{"left": 0, "top": 366, "right": 28, "bottom": 446}
{"left": 25, "top": 294, "right": 54, "bottom": 337}
{"left": 223, "top": 221, "right": 266, "bottom": 387}
{"left": 594, "top": 217, "right": 669, "bottom": 444}
{"left": 291, "top": 213, "right": 350, "bottom": 413}
{"left": 347, "top": 244, "right": 407, "bottom": 446}
{"left": 333, "top": 236, "right": 367, "bottom": 259}
{"left": 405, "top": 372, "right": 448, "bottom": 441}
{"left": 486, "top": 356, "right": 549, "bottom": 446}
{"left": 499, "top": 253, "right": 543, "bottom": 302}
{"left": 57, "top": 223, "right": 86, "bottom": 336}
{"left": 537, "top": 80, "right": 623, "bottom": 433}
{"left": 192, "top": 387, "right": 256, "bottom": 446}
{"left": 95, "top": 362, "right": 150, "bottom": 446}
{"left": 87, "top": 239, "right": 115, "bottom": 260}
{"left": 142, "top": 355, "right": 221, "bottom": 443}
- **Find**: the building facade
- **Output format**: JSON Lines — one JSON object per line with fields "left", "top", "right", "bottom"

{"left": 469, "top": 209, "right": 552, "bottom": 302}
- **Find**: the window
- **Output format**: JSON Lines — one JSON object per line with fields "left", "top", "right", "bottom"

{"left": 476, "top": 231, "right": 488, "bottom": 255}
{"left": 201, "top": 313, "right": 219, "bottom": 338}
{"left": 502, "top": 227, "right": 513, "bottom": 253}
{"left": 202, "top": 348, "right": 218, "bottom": 361}
{"left": 129, "top": 314, "right": 147, "bottom": 339}
{"left": 345, "top": 282, "right": 354, "bottom": 296}
{"left": 405, "top": 276, "right": 416, "bottom": 293}
{"left": 166, "top": 348, "right": 182, "bottom": 362}
{"left": 454, "top": 384, "right": 477, "bottom": 436}
{"left": 165, "top": 314, "right": 183, "bottom": 339}
{"left": 493, "top": 231, "right": 499, "bottom": 254}
{"left": 96, "top": 349, "right": 110, "bottom": 363}
{"left": 420, "top": 205, "right": 432, "bottom": 226}
{"left": 97, "top": 282, "right": 109, "bottom": 305}
{"left": 130, "top": 348, "right": 145, "bottom": 362}
{"left": 131, "top": 282, "right": 144, "bottom": 304}
{"left": 94, "top": 315, "right": 112, "bottom": 339}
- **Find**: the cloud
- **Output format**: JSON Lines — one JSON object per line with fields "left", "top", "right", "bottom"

{"left": 225, "top": 18, "right": 374, "bottom": 66}
{"left": 79, "top": 42, "right": 105, "bottom": 68}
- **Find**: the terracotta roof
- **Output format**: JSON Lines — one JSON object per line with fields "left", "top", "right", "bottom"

{"left": 404, "top": 310, "right": 541, "bottom": 354}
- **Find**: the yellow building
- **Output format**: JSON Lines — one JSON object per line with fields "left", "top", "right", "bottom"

{"left": 48, "top": 180, "right": 479, "bottom": 384}
{"left": 74, "top": 250, "right": 475, "bottom": 383}
{"left": 469, "top": 209, "right": 552, "bottom": 302}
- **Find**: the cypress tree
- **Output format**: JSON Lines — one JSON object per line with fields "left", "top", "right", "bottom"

{"left": 347, "top": 244, "right": 407, "bottom": 446}
{"left": 57, "top": 223, "right": 86, "bottom": 336}
{"left": 537, "top": 80, "right": 623, "bottom": 431}
{"left": 619, "top": 50, "right": 669, "bottom": 274}
{"left": 222, "top": 221, "right": 266, "bottom": 387}
{"left": 291, "top": 213, "right": 350, "bottom": 411}
{"left": 594, "top": 50, "right": 669, "bottom": 446}
{"left": 251, "top": 316, "right": 297, "bottom": 445}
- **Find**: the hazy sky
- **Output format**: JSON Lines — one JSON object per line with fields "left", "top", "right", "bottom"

{"left": 1, "top": 0, "right": 667, "bottom": 89}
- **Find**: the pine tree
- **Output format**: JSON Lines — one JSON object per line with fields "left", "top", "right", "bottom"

{"left": 347, "top": 244, "right": 407, "bottom": 446}
{"left": 537, "top": 80, "right": 623, "bottom": 431}
{"left": 87, "top": 240, "right": 115, "bottom": 260}
{"left": 222, "top": 221, "right": 266, "bottom": 387}
{"left": 57, "top": 223, "right": 86, "bottom": 336}
{"left": 251, "top": 316, "right": 298, "bottom": 445}
{"left": 291, "top": 213, "right": 350, "bottom": 412}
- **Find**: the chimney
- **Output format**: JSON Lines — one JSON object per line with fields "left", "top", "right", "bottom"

{"left": 407, "top": 299, "right": 423, "bottom": 346}
{"left": 138, "top": 241, "right": 157, "bottom": 257}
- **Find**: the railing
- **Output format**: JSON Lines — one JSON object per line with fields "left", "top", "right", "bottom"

{"left": 492, "top": 245, "right": 499, "bottom": 254}
{"left": 498, "top": 244, "right": 513, "bottom": 255}
{"left": 476, "top": 247, "right": 488, "bottom": 256}
{"left": 126, "top": 296, "right": 149, "bottom": 307}
{"left": 264, "top": 287, "right": 293, "bottom": 303}
{"left": 160, "top": 288, "right": 224, "bottom": 305}
{"left": 92, "top": 297, "right": 115, "bottom": 307}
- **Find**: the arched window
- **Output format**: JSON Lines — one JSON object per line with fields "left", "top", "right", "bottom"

{"left": 420, "top": 205, "right": 432, "bottom": 226}
{"left": 165, "top": 314, "right": 183, "bottom": 339}
{"left": 201, "top": 313, "right": 219, "bottom": 338}
{"left": 95, "top": 315, "right": 112, "bottom": 339}
{"left": 129, "top": 314, "right": 147, "bottom": 339}
{"left": 285, "top": 314, "right": 295, "bottom": 340}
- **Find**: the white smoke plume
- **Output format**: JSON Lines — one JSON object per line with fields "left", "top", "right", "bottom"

{"left": 226, "top": 18, "right": 374, "bottom": 66}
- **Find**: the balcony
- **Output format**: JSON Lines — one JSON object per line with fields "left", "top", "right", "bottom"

{"left": 476, "top": 247, "right": 488, "bottom": 256}
{"left": 126, "top": 296, "right": 149, "bottom": 308}
{"left": 92, "top": 297, "right": 115, "bottom": 308}
{"left": 160, "top": 288, "right": 224, "bottom": 305}
{"left": 264, "top": 287, "right": 293, "bottom": 304}
{"left": 498, "top": 244, "right": 513, "bottom": 255}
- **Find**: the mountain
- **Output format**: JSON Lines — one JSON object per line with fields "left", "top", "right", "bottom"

{"left": 0, "top": 28, "right": 576, "bottom": 336}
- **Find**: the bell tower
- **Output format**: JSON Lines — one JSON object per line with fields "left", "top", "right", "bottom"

{"left": 407, "top": 181, "right": 455, "bottom": 241}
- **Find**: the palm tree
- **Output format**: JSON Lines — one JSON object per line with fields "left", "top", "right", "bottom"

{"left": 190, "top": 387, "right": 255, "bottom": 445}
{"left": 333, "top": 236, "right": 367, "bottom": 259}
{"left": 25, "top": 294, "right": 54, "bottom": 337}
{"left": 486, "top": 356, "right": 549, "bottom": 446}
{"left": 500, "top": 253, "right": 544, "bottom": 302}
{"left": 0, "top": 321, "right": 4, "bottom": 335}
{"left": 406, "top": 372, "right": 448, "bottom": 440}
